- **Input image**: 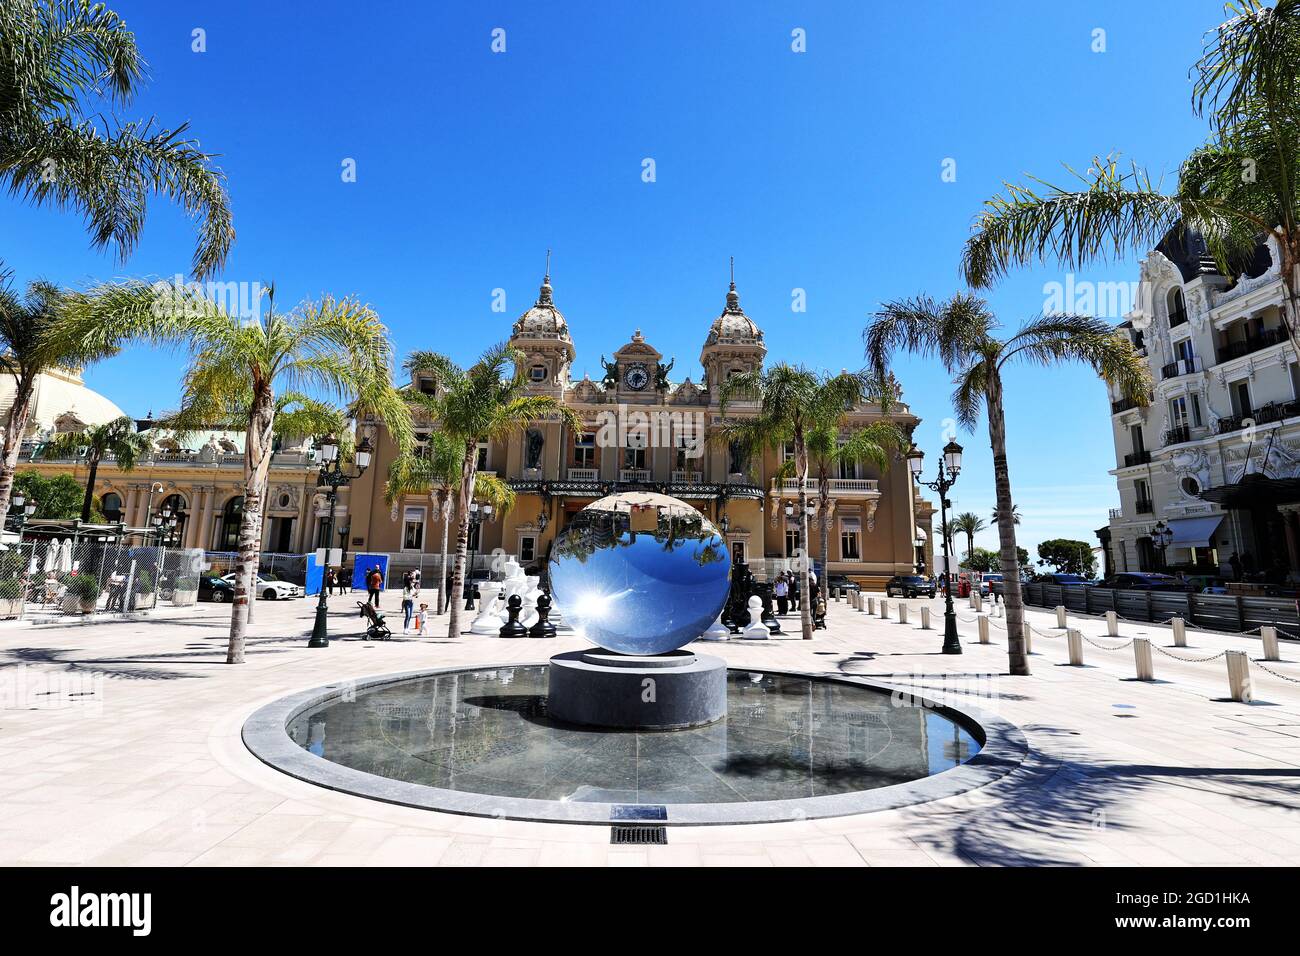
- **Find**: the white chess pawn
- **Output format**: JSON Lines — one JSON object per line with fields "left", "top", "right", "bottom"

{"left": 470, "top": 583, "right": 505, "bottom": 634}
{"left": 742, "top": 596, "right": 769, "bottom": 640}
{"left": 699, "top": 612, "right": 730, "bottom": 641}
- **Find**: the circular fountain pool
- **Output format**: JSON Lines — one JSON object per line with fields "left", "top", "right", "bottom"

{"left": 243, "top": 665, "right": 1027, "bottom": 825}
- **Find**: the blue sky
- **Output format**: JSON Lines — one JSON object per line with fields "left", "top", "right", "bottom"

{"left": 3, "top": 0, "right": 1229, "bottom": 560}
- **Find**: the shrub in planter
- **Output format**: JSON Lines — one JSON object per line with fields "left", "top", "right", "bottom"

{"left": 0, "top": 576, "right": 23, "bottom": 617}
{"left": 171, "top": 575, "right": 199, "bottom": 606}
{"left": 63, "top": 574, "right": 101, "bottom": 614}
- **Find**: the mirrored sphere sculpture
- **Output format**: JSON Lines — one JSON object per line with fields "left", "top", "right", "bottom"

{"left": 549, "top": 492, "right": 731, "bottom": 655}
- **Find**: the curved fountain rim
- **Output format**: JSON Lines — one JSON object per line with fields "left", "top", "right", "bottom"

{"left": 241, "top": 662, "right": 1029, "bottom": 826}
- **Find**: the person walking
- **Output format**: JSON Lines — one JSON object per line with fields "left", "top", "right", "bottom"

{"left": 367, "top": 565, "right": 383, "bottom": 607}
{"left": 790, "top": 573, "right": 801, "bottom": 612}
{"left": 401, "top": 579, "right": 417, "bottom": 633}
{"left": 325, "top": 567, "right": 336, "bottom": 596}
{"left": 774, "top": 574, "right": 789, "bottom": 615}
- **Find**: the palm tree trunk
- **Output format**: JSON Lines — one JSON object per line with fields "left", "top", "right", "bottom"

{"left": 986, "top": 369, "right": 1029, "bottom": 675}
{"left": 246, "top": 485, "right": 267, "bottom": 625}
{"left": 437, "top": 493, "right": 450, "bottom": 616}
{"left": 0, "top": 379, "right": 36, "bottom": 526}
{"left": 80, "top": 454, "right": 101, "bottom": 521}
{"left": 795, "top": 430, "right": 813, "bottom": 640}
{"left": 447, "top": 443, "right": 477, "bottom": 638}
{"left": 228, "top": 387, "right": 275, "bottom": 664}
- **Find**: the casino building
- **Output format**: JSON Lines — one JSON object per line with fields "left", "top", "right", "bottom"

{"left": 347, "top": 270, "right": 935, "bottom": 589}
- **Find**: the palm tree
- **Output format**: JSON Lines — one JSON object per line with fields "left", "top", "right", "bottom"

{"left": 865, "top": 294, "right": 1148, "bottom": 675}
{"left": 0, "top": 0, "right": 233, "bottom": 277}
{"left": 37, "top": 415, "right": 151, "bottom": 520}
{"left": 952, "top": 511, "right": 986, "bottom": 565}
{"left": 717, "top": 365, "right": 870, "bottom": 640}
{"left": 402, "top": 344, "right": 580, "bottom": 638}
{"left": 51, "top": 279, "right": 412, "bottom": 663}
{"left": 961, "top": 2, "right": 1300, "bottom": 358}
{"left": 805, "top": 416, "right": 905, "bottom": 581}
{"left": 0, "top": 273, "right": 120, "bottom": 528}
{"left": 990, "top": 504, "right": 1021, "bottom": 527}
{"left": 384, "top": 432, "right": 515, "bottom": 615}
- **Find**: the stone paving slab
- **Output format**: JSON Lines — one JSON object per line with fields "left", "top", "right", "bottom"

{"left": 0, "top": 590, "right": 1298, "bottom": 866}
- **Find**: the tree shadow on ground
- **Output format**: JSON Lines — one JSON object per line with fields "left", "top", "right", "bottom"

{"left": 0, "top": 643, "right": 288, "bottom": 680}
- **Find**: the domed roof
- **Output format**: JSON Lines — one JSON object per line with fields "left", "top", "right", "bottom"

{"left": 705, "top": 278, "right": 763, "bottom": 346}
{"left": 0, "top": 366, "right": 126, "bottom": 439}
{"left": 512, "top": 273, "right": 569, "bottom": 337}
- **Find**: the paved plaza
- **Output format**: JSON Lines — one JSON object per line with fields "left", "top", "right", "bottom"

{"left": 1, "top": 591, "right": 1298, "bottom": 867}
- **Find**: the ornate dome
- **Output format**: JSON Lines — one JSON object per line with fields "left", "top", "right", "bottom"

{"left": 706, "top": 273, "right": 763, "bottom": 346}
{"left": 512, "top": 273, "right": 569, "bottom": 337}
{"left": 0, "top": 366, "right": 126, "bottom": 439}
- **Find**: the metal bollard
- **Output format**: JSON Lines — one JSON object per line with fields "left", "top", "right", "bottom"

{"left": 1055, "top": 605, "right": 1067, "bottom": 628}
{"left": 1022, "top": 621, "right": 1033, "bottom": 655}
{"left": 973, "top": 591, "right": 983, "bottom": 613}
{"left": 978, "top": 614, "right": 990, "bottom": 644}
{"left": 867, "top": 595, "right": 876, "bottom": 615}
{"left": 1171, "top": 616, "right": 1186, "bottom": 647}
{"left": 1067, "top": 628, "right": 1084, "bottom": 666}
{"left": 1106, "top": 610, "right": 1119, "bottom": 636}
{"left": 1226, "top": 650, "right": 1253, "bottom": 703}
{"left": 920, "top": 606, "right": 931, "bottom": 630}
{"left": 1261, "top": 626, "right": 1281, "bottom": 662}
{"left": 1133, "top": 637, "right": 1154, "bottom": 681}
{"left": 898, "top": 603, "right": 909, "bottom": 624}
{"left": 880, "top": 599, "right": 890, "bottom": 620}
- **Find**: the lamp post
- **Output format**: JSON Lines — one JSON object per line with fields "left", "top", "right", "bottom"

{"left": 1151, "top": 520, "right": 1173, "bottom": 571}
{"left": 463, "top": 501, "right": 493, "bottom": 610}
{"left": 309, "top": 434, "right": 373, "bottom": 648}
{"left": 908, "top": 440, "right": 964, "bottom": 654}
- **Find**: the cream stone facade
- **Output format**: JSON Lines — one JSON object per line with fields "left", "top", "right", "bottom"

{"left": 347, "top": 271, "right": 934, "bottom": 590}
{"left": 1102, "top": 229, "right": 1300, "bottom": 585}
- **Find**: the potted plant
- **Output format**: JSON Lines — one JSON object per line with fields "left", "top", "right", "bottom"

{"left": 129, "top": 569, "right": 156, "bottom": 611}
{"left": 171, "top": 574, "right": 199, "bottom": 606}
{"left": 0, "top": 577, "right": 24, "bottom": 618}
{"left": 62, "top": 574, "right": 101, "bottom": 614}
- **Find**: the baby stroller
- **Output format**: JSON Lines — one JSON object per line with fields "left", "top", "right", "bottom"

{"left": 357, "top": 601, "right": 392, "bottom": 641}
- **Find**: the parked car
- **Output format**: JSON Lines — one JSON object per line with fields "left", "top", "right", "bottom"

{"left": 885, "top": 575, "right": 937, "bottom": 598}
{"left": 978, "top": 572, "right": 1004, "bottom": 596}
{"left": 220, "top": 571, "right": 304, "bottom": 600}
{"left": 1043, "top": 573, "right": 1096, "bottom": 587}
{"left": 826, "top": 574, "right": 861, "bottom": 594}
{"left": 198, "top": 574, "right": 236, "bottom": 603}
{"left": 1098, "top": 572, "right": 1183, "bottom": 591}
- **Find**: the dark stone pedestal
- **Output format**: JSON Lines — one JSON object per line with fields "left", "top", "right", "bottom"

{"left": 547, "top": 649, "right": 727, "bottom": 730}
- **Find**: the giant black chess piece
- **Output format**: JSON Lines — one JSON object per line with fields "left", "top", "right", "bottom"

{"left": 498, "top": 594, "right": 528, "bottom": 638}
{"left": 529, "top": 592, "right": 557, "bottom": 639}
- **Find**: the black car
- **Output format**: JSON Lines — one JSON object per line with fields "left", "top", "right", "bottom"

{"left": 198, "top": 574, "right": 235, "bottom": 603}
{"left": 826, "top": 574, "right": 861, "bottom": 594}
{"left": 885, "top": 575, "right": 936, "bottom": 598}
{"left": 1098, "top": 572, "right": 1182, "bottom": 591}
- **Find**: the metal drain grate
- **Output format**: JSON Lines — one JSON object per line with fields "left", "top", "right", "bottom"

{"left": 611, "top": 825, "right": 668, "bottom": 845}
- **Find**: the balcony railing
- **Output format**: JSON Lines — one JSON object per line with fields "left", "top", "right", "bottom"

{"left": 776, "top": 477, "right": 880, "bottom": 496}
{"left": 1160, "top": 356, "right": 1199, "bottom": 380}
{"left": 1135, "top": 499, "right": 1154, "bottom": 514}
{"left": 1111, "top": 391, "right": 1153, "bottom": 414}
{"left": 1217, "top": 399, "right": 1300, "bottom": 435}
{"left": 1163, "top": 425, "right": 1192, "bottom": 446}
{"left": 618, "top": 469, "right": 652, "bottom": 483}
{"left": 1169, "top": 305, "right": 1188, "bottom": 328}
{"left": 1123, "top": 450, "right": 1151, "bottom": 467}
{"left": 1216, "top": 327, "right": 1287, "bottom": 363}
{"left": 671, "top": 470, "right": 703, "bottom": 484}
{"left": 567, "top": 467, "right": 598, "bottom": 481}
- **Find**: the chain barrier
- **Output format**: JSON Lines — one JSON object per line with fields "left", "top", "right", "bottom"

{"left": 1253, "top": 661, "right": 1300, "bottom": 684}
{"left": 1151, "top": 645, "right": 1227, "bottom": 664}
{"left": 1083, "top": 636, "right": 1134, "bottom": 651}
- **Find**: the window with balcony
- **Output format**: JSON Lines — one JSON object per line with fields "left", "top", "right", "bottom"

{"left": 571, "top": 432, "right": 595, "bottom": 469}
{"left": 402, "top": 506, "right": 426, "bottom": 551}
{"left": 1230, "top": 379, "right": 1252, "bottom": 419}
{"left": 475, "top": 443, "right": 489, "bottom": 471}
{"left": 840, "top": 517, "right": 862, "bottom": 560}
{"left": 1134, "top": 478, "right": 1153, "bottom": 514}
{"left": 623, "top": 446, "right": 647, "bottom": 470}
{"left": 1167, "top": 288, "right": 1188, "bottom": 328}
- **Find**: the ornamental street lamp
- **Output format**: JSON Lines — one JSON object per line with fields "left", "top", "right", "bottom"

{"left": 1151, "top": 520, "right": 1173, "bottom": 571}
{"left": 464, "top": 501, "right": 494, "bottom": 610}
{"left": 309, "top": 434, "right": 373, "bottom": 648}
{"left": 908, "top": 440, "right": 964, "bottom": 654}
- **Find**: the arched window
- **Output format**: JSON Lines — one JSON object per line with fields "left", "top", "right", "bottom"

{"left": 218, "top": 496, "right": 244, "bottom": 552}
{"left": 101, "top": 492, "right": 122, "bottom": 522}
{"left": 1167, "top": 288, "right": 1187, "bottom": 328}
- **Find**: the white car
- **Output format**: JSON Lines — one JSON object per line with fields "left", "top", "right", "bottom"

{"left": 220, "top": 572, "right": 303, "bottom": 600}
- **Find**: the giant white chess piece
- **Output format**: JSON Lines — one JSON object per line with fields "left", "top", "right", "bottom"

{"left": 742, "top": 596, "right": 769, "bottom": 640}
{"left": 699, "top": 613, "right": 730, "bottom": 642}
{"left": 469, "top": 582, "right": 505, "bottom": 634}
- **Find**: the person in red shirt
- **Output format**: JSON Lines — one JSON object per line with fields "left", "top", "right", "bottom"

{"left": 366, "top": 566, "right": 383, "bottom": 607}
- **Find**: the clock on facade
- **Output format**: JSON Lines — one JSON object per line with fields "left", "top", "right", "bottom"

{"left": 623, "top": 363, "right": 649, "bottom": 390}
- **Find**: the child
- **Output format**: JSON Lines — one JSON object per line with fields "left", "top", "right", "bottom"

{"left": 415, "top": 602, "right": 429, "bottom": 636}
